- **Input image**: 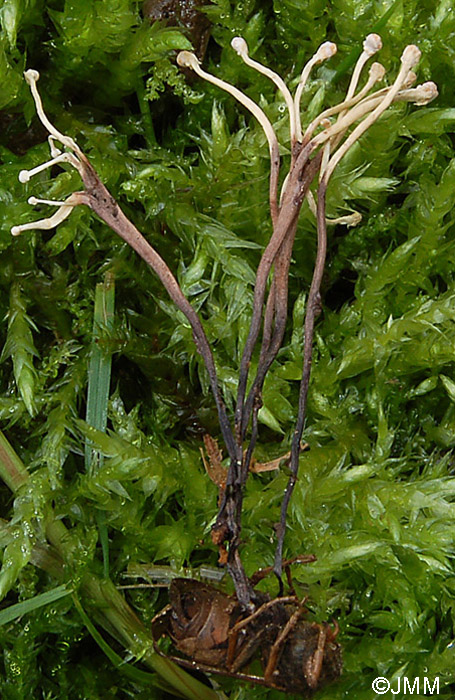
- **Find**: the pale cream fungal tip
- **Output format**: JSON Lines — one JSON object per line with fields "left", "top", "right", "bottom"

{"left": 401, "top": 45, "right": 421, "bottom": 67}
{"left": 318, "top": 41, "right": 337, "bottom": 60}
{"left": 350, "top": 212, "right": 363, "bottom": 225}
{"left": 18, "top": 170, "right": 30, "bottom": 183}
{"left": 28, "top": 196, "right": 38, "bottom": 205}
{"left": 404, "top": 71, "right": 417, "bottom": 88}
{"left": 177, "top": 51, "right": 199, "bottom": 69}
{"left": 231, "top": 37, "right": 248, "bottom": 54}
{"left": 24, "top": 69, "right": 39, "bottom": 83}
{"left": 363, "top": 33, "right": 382, "bottom": 55}
{"left": 11, "top": 226, "right": 21, "bottom": 236}
{"left": 414, "top": 81, "right": 438, "bottom": 104}
{"left": 370, "top": 62, "right": 386, "bottom": 80}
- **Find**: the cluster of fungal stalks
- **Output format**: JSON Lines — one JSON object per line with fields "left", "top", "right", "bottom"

{"left": 12, "top": 36, "right": 437, "bottom": 607}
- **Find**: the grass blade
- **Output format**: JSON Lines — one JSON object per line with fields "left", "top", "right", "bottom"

{"left": 85, "top": 272, "right": 115, "bottom": 577}
{"left": 0, "top": 584, "right": 71, "bottom": 626}
{"left": 72, "top": 594, "right": 184, "bottom": 695}
{"left": 85, "top": 271, "right": 115, "bottom": 473}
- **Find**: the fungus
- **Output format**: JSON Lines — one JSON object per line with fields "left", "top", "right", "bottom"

{"left": 13, "top": 36, "right": 437, "bottom": 598}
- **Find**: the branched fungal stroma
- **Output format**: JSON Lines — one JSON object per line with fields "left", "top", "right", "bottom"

{"left": 12, "top": 36, "right": 437, "bottom": 693}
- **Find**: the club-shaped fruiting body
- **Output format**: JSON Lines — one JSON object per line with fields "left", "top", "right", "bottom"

{"left": 177, "top": 36, "right": 437, "bottom": 194}
{"left": 13, "top": 38, "right": 437, "bottom": 238}
{"left": 11, "top": 70, "right": 87, "bottom": 238}
{"left": 10, "top": 40, "right": 439, "bottom": 619}
{"left": 177, "top": 49, "right": 278, "bottom": 160}
{"left": 23, "top": 70, "right": 81, "bottom": 156}
{"left": 11, "top": 193, "right": 84, "bottom": 237}
{"left": 18, "top": 152, "right": 75, "bottom": 184}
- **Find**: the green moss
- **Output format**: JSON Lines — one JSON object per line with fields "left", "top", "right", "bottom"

{"left": 1, "top": 0, "right": 455, "bottom": 697}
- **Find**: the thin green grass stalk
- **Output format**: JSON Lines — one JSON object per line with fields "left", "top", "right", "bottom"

{"left": 72, "top": 594, "right": 174, "bottom": 691}
{"left": 48, "top": 518, "right": 228, "bottom": 700}
{"left": 85, "top": 272, "right": 115, "bottom": 474}
{"left": 0, "top": 584, "right": 71, "bottom": 626}
{"left": 0, "top": 432, "right": 227, "bottom": 700}
{"left": 137, "top": 78, "right": 157, "bottom": 148}
{"left": 94, "top": 495, "right": 110, "bottom": 581}
{"left": 73, "top": 588, "right": 217, "bottom": 700}
{"left": 85, "top": 272, "right": 115, "bottom": 577}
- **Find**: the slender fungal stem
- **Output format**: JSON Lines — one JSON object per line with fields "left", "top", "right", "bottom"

{"left": 274, "top": 180, "right": 328, "bottom": 580}
{"left": 242, "top": 152, "right": 323, "bottom": 438}
{"left": 231, "top": 37, "right": 298, "bottom": 144}
{"left": 177, "top": 50, "right": 281, "bottom": 225}
{"left": 13, "top": 41, "right": 438, "bottom": 606}
{"left": 294, "top": 42, "right": 338, "bottom": 141}
{"left": 302, "top": 61, "right": 386, "bottom": 144}
{"left": 76, "top": 158, "right": 237, "bottom": 462}
{"left": 234, "top": 141, "right": 316, "bottom": 444}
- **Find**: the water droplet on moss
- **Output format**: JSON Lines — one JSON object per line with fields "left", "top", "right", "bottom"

{"left": 9, "top": 661, "right": 21, "bottom": 677}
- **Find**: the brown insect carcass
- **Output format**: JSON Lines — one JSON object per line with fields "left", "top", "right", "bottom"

{"left": 152, "top": 577, "right": 342, "bottom": 695}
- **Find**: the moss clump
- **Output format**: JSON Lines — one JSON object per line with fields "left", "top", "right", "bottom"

{"left": 1, "top": 1, "right": 455, "bottom": 698}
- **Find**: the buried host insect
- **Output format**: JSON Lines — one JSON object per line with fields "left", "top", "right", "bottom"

{"left": 150, "top": 558, "right": 342, "bottom": 695}
{"left": 13, "top": 34, "right": 437, "bottom": 694}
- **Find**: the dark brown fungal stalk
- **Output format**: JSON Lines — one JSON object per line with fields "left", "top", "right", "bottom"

{"left": 176, "top": 38, "right": 436, "bottom": 596}
{"left": 13, "top": 37, "right": 437, "bottom": 693}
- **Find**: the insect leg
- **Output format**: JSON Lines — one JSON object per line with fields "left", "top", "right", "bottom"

{"left": 226, "top": 596, "right": 297, "bottom": 671}
{"left": 263, "top": 604, "right": 304, "bottom": 683}
{"left": 304, "top": 623, "right": 327, "bottom": 689}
